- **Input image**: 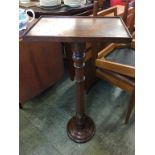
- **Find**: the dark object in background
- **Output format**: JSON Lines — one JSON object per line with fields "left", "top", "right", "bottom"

{"left": 19, "top": 41, "right": 64, "bottom": 104}
{"left": 103, "top": 0, "right": 110, "bottom": 9}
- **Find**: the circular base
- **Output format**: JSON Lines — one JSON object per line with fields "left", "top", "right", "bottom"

{"left": 67, "top": 115, "right": 95, "bottom": 143}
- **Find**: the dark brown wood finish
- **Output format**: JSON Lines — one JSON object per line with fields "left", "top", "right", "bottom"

{"left": 93, "top": 1, "right": 98, "bottom": 16}
{"left": 19, "top": 41, "right": 64, "bottom": 104}
{"left": 24, "top": 16, "right": 132, "bottom": 43}
{"left": 24, "top": 16, "right": 132, "bottom": 143}
{"left": 67, "top": 43, "right": 95, "bottom": 143}
{"left": 125, "top": 88, "right": 135, "bottom": 124}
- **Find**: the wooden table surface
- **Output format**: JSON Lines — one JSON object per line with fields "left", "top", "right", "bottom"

{"left": 23, "top": 16, "right": 132, "bottom": 143}
{"left": 24, "top": 16, "right": 132, "bottom": 43}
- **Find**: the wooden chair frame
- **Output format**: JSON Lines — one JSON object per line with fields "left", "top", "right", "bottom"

{"left": 95, "top": 0, "right": 135, "bottom": 78}
{"left": 93, "top": 0, "right": 135, "bottom": 123}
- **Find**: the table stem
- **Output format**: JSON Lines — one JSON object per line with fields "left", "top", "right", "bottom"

{"left": 67, "top": 42, "right": 95, "bottom": 143}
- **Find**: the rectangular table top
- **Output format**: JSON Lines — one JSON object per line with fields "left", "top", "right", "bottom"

{"left": 24, "top": 16, "right": 132, "bottom": 43}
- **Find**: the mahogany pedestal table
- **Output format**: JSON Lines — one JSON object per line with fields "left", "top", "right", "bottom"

{"left": 23, "top": 16, "right": 132, "bottom": 143}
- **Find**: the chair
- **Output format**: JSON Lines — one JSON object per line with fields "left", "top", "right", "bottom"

{"left": 86, "top": 1, "right": 132, "bottom": 63}
{"left": 66, "top": 0, "right": 134, "bottom": 92}
{"left": 94, "top": 0, "right": 135, "bottom": 123}
{"left": 83, "top": 1, "right": 124, "bottom": 91}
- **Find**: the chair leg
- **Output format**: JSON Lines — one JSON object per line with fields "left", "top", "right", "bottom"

{"left": 19, "top": 102, "right": 23, "bottom": 109}
{"left": 125, "top": 89, "right": 135, "bottom": 124}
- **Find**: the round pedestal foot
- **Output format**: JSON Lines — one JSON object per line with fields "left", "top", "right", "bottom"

{"left": 67, "top": 115, "right": 95, "bottom": 143}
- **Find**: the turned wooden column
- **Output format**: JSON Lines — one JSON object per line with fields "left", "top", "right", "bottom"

{"left": 67, "top": 42, "right": 95, "bottom": 143}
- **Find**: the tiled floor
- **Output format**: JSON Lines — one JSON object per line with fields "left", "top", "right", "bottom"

{"left": 20, "top": 75, "right": 135, "bottom": 155}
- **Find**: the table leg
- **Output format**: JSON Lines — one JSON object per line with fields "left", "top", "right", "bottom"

{"left": 67, "top": 42, "right": 95, "bottom": 143}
